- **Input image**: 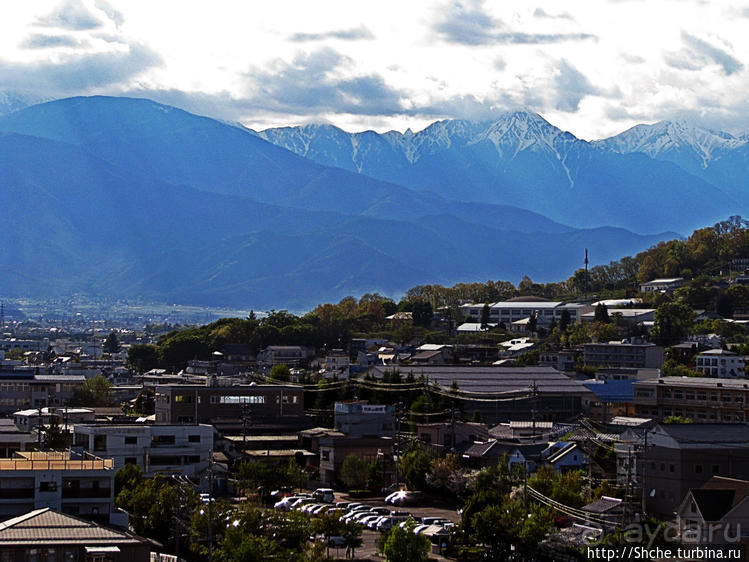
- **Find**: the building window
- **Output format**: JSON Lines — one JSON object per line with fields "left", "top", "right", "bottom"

{"left": 125, "top": 457, "right": 136, "bottom": 464}
{"left": 93, "top": 435, "right": 107, "bottom": 452}
{"left": 39, "top": 481, "right": 57, "bottom": 492}
{"left": 695, "top": 464, "right": 703, "bottom": 474}
{"left": 152, "top": 434, "right": 176, "bottom": 445}
{"left": 174, "top": 394, "right": 193, "bottom": 403}
{"left": 322, "top": 450, "right": 330, "bottom": 461}
{"left": 125, "top": 436, "right": 137, "bottom": 445}
{"left": 669, "top": 464, "right": 674, "bottom": 473}
{"left": 188, "top": 435, "right": 201, "bottom": 443}
{"left": 713, "top": 465, "right": 720, "bottom": 474}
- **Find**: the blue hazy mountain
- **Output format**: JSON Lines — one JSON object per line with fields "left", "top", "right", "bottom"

{"left": 260, "top": 113, "right": 741, "bottom": 234}
{"left": 0, "top": 97, "right": 676, "bottom": 309}
{"left": 594, "top": 120, "right": 749, "bottom": 207}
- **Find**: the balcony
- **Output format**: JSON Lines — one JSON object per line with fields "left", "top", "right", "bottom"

{"left": 0, "top": 488, "right": 34, "bottom": 499}
{"left": 62, "top": 488, "right": 112, "bottom": 498}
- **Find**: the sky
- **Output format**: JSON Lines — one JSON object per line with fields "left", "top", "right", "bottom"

{"left": 1, "top": 0, "right": 748, "bottom": 140}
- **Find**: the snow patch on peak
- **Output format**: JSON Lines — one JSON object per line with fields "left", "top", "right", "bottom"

{"left": 599, "top": 120, "right": 747, "bottom": 167}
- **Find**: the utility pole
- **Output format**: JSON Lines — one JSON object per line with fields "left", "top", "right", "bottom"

{"left": 450, "top": 402, "right": 457, "bottom": 453}
{"left": 208, "top": 451, "right": 214, "bottom": 562}
{"left": 584, "top": 248, "right": 590, "bottom": 299}
{"left": 394, "top": 402, "right": 402, "bottom": 484}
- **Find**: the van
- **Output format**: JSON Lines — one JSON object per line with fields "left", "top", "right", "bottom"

{"left": 313, "top": 487, "right": 335, "bottom": 503}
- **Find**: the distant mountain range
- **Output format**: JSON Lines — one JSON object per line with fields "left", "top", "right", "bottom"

{"left": 260, "top": 114, "right": 747, "bottom": 234}
{"left": 1, "top": 96, "right": 741, "bottom": 309}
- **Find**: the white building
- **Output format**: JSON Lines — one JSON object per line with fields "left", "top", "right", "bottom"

{"left": 639, "top": 277, "right": 684, "bottom": 293}
{"left": 695, "top": 349, "right": 748, "bottom": 378}
{"left": 460, "top": 298, "right": 591, "bottom": 327}
{"left": 72, "top": 424, "right": 214, "bottom": 477}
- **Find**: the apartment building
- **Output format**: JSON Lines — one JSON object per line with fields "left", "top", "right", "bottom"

{"left": 334, "top": 401, "right": 395, "bottom": 438}
{"left": 72, "top": 424, "right": 213, "bottom": 477}
{"left": 0, "top": 369, "right": 85, "bottom": 414}
{"left": 695, "top": 349, "right": 747, "bottom": 378}
{"left": 460, "top": 298, "right": 591, "bottom": 327}
{"left": 0, "top": 451, "right": 116, "bottom": 524}
{"left": 583, "top": 341, "right": 664, "bottom": 369}
{"left": 633, "top": 377, "right": 749, "bottom": 422}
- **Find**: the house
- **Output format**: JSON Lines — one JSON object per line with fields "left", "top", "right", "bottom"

{"left": 581, "top": 496, "right": 624, "bottom": 529}
{"left": 695, "top": 349, "right": 747, "bottom": 378}
{"left": 0, "top": 508, "right": 150, "bottom": 562}
{"left": 256, "top": 346, "right": 314, "bottom": 368}
{"left": 417, "top": 421, "right": 488, "bottom": 451}
{"left": 676, "top": 476, "right": 749, "bottom": 544}
{"left": 542, "top": 442, "right": 587, "bottom": 472}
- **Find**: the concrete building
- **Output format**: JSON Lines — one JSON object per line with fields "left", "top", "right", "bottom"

{"left": 72, "top": 424, "right": 213, "bottom": 477}
{"left": 643, "top": 424, "right": 749, "bottom": 516}
{"left": 583, "top": 340, "right": 664, "bottom": 369}
{"left": 695, "top": 349, "right": 747, "bottom": 378}
{"left": 319, "top": 435, "right": 394, "bottom": 486}
{"left": 640, "top": 277, "right": 685, "bottom": 293}
{"left": 633, "top": 377, "right": 749, "bottom": 423}
{"left": 334, "top": 401, "right": 395, "bottom": 438}
{"left": 0, "top": 420, "right": 34, "bottom": 458}
{"left": 154, "top": 384, "right": 305, "bottom": 431}
{"left": 256, "top": 346, "right": 314, "bottom": 367}
{"left": 0, "top": 451, "right": 116, "bottom": 525}
{"left": 416, "top": 421, "right": 488, "bottom": 451}
{"left": 460, "top": 298, "right": 592, "bottom": 327}
{"left": 0, "top": 370, "right": 85, "bottom": 414}
{"left": 13, "top": 407, "right": 96, "bottom": 433}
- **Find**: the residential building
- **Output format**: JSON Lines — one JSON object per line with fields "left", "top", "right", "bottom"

{"left": 0, "top": 508, "right": 150, "bottom": 562}
{"left": 154, "top": 384, "right": 305, "bottom": 431}
{"left": 0, "top": 370, "right": 85, "bottom": 414}
{"left": 539, "top": 350, "right": 580, "bottom": 372}
{"left": 256, "top": 346, "right": 314, "bottom": 367}
{"left": 0, "top": 420, "right": 34, "bottom": 458}
{"left": 0, "top": 451, "right": 116, "bottom": 524}
{"left": 13, "top": 407, "right": 95, "bottom": 433}
{"left": 72, "top": 424, "right": 213, "bottom": 477}
{"left": 416, "top": 421, "right": 488, "bottom": 451}
{"left": 639, "top": 277, "right": 685, "bottom": 293}
{"left": 676, "top": 476, "right": 749, "bottom": 544}
{"left": 318, "top": 435, "right": 394, "bottom": 486}
{"left": 695, "top": 349, "right": 747, "bottom": 378}
{"left": 334, "top": 401, "right": 395, "bottom": 438}
{"left": 642, "top": 424, "right": 749, "bottom": 515}
{"left": 583, "top": 340, "right": 664, "bottom": 369}
{"left": 0, "top": 339, "right": 50, "bottom": 353}
{"left": 580, "top": 308, "right": 655, "bottom": 327}
{"left": 633, "top": 377, "right": 749, "bottom": 422}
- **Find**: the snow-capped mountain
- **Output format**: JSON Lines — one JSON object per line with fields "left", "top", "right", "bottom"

{"left": 596, "top": 121, "right": 749, "bottom": 204}
{"left": 597, "top": 120, "right": 746, "bottom": 166}
{"left": 259, "top": 112, "right": 737, "bottom": 234}
{"left": 0, "top": 90, "right": 50, "bottom": 116}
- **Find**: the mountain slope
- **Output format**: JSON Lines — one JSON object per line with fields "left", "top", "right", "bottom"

{"left": 260, "top": 113, "right": 740, "bottom": 234}
{"left": 595, "top": 120, "right": 749, "bottom": 206}
{"left": 0, "top": 128, "right": 671, "bottom": 309}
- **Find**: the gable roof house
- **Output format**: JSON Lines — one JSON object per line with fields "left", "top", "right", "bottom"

{"left": 676, "top": 476, "right": 749, "bottom": 545}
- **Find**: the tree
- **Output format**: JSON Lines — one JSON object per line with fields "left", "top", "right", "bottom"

{"left": 114, "top": 463, "right": 143, "bottom": 497}
{"left": 103, "top": 331, "right": 120, "bottom": 354}
{"left": 411, "top": 300, "right": 433, "bottom": 327}
{"left": 269, "top": 364, "right": 291, "bottom": 382}
{"left": 559, "top": 309, "right": 571, "bottom": 332}
{"left": 594, "top": 303, "right": 611, "bottom": 323}
{"left": 398, "top": 444, "right": 435, "bottom": 490}
{"left": 126, "top": 344, "right": 159, "bottom": 373}
{"left": 341, "top": 454, "right": 367, "bottom": 489}
{"left": 43, "top": 418, "right": 68, "bottom": 449}
{"left": 480, "top": 304, "right": 490, "bottom": 330}
{"left": 381, "top": 518, "right": 431, "bottom": 562}
{"left": 651, "top": 301, "right": 696, "bottom": 346}
{"left": 69, "top": 375, "right": 114, "bottom": 407}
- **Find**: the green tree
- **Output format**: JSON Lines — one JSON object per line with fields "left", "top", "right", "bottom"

{"left": 43, "top": 418, "right": 68, "bottom": 449}
{"left": 480, "top": 304, "right": 490, "bottom": 330}
{"left": 559, "top": 309, "right": 571, "bottom": 332}
{"left": 126, "top": 344, "right": 159, "bottom": 373}
{"left": 103, "top": 331, "right": 120, "bottom": 354}
{"left": 651, "top": 302, "right": 696, "bottom": 346}
{"left": 341, "top": 454, "right": 367, "bottom": 489}
{"left": 594, "top": 303, "right": 611, "bottom": 323}
{"left": 114, "top": 463, "right": 143, "bottom": 497}
{"left": 411, "top": 300, "right": 433, "bottom": 327}
{"left": 69, "top": 375, "right": 114, "bottom": 407}
{"left": 381, "top": 518, "right": 431, "bottom": 562}
{"left": 269, "top": 363, "right": 291, "bottom": 382}
{"left": 398, "top": 444, "right": 435, "bottom": 490}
